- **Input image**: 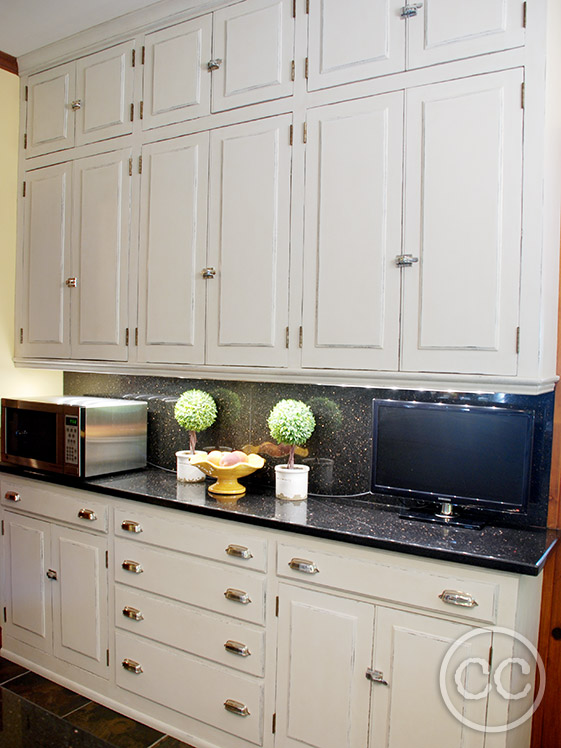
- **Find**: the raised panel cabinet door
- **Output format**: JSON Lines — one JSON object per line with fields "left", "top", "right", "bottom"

{"left": 75, "top": 41, "right": 135, "bottom": 147}
{"left": 400, "top": 68, "right": 524, "bottom": 375}
{"left": 19, "top": 163, "right": 72, "bottom": 358}
{"left": 301, "top": 93, "right": 403, "bottom": 371}
{"left": 206, "top": 115, "right": 292, "bottom": 367}
{"left": 407, "top": 0, "right": 525, "bottom": 70}
{"left": 307, "top": 0, "right": 405, "bottom": 91}
{"left": 275, "top": 584, "right": 374, "bottom": 748}
{"left": 51, "top": 526, "right": 108, "bottom": 678}
{"left": 143, "top": 16, "right": 212, "bottom": 130}
{"left": 3, "top": 513, "right": 52, "bottom": 653}
{"left": 370, "top": 608, "right": 489, "bottom": 748}
{"left": 137, "top": 133, "right": 209, "bottom": 364}
{"left": 70, "top": 150, "right": 131, "bottom": 361}
{"left": 26, "top": 62, "right": 76, "bottom": 158}
{"left": 211, "top": 0, "right": 294, "bottom": 112}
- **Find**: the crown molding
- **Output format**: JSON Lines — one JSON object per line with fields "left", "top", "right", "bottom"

{"left": 0, "top": 50, "right": 18, "bottom": 75}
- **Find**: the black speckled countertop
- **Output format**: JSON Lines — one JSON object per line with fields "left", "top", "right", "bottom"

{"left": 1, "top": 465, "right": 556, "bottom": 576}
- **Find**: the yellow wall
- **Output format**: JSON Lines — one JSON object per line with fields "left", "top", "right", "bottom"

{"left": 0, "top": 68, "right": 62, "bottom": 397}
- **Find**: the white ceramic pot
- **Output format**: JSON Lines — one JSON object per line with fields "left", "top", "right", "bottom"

{"left": 176, "top": 450, "right": 207, "bottom": 483}
{"left": 274, "top": 464, "right": 310, "bottom": 501}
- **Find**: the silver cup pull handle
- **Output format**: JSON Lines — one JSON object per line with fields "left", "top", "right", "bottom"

{"left": 4, "top": 491, "right": 20, "bottom": 502}
{"left": 289, "top": 557, "right": 319, "bottom": 574}
{"left": 226, "top": 544, "right": 253, "bottom": 560}
{"left": 224, "top": 588, "right": 251, "bottom": 605}
{"left": 78, "top": 508, "right": 97, "bottom": 521}
{"left": 224, "top": 699, "right": 250, "bottom": 717}
{"left": 439, "top": 590, "right": 478, "bottom": 608}
{"left": 224, "top": 640, "right": 251, "bottom": 657}
{"left": 122, "top": 560, "right": 143, "bottom": 574}
{"left": 122, "top": 658, "right": 143, "bottom": 674}
{"left": 122, "top": 606, "right": 144, "bottom": 621}
{"left": 121, "top": 520, "right": 142, "bottom": 533}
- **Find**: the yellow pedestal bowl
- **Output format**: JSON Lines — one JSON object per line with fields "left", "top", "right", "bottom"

{"left": 189, "top": 453, "right": 265, "bottom": 499}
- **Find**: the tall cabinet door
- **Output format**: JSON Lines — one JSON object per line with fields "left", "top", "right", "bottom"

{"left": 143, "top": 16, "right": 212, "bottom": 130}
{"left": 370, "top": 608, "right": 489, "bottom": 748}
{"left": 407, "top": 0, "right": 526, "bottom": 70}
{"left": 211, "top": 0, "right": 294, "bottom": 112}
{"left": 400, "top": 69, "right": 524, "bottom": 375}
{"left": 51, "top": 526, "right": 108, "bottom": 678}
{"left": 2, "top": 513, "right": 52, "bottom": 654}
{"left": 301, "top": 93, "right": 403, "bottom": 371}
{"left": 137, "top": 134, "right": 209, "bottom": 364}
{"left": 19, "top": 163, "right": 72, "bottom": 359}
{"left": 206, "top": 115, "right": 292, "bottom": 367}
{"left": 26, "top": 62, "right": 76, "bottom": 158}
{"left": 307, "top": 0, "right": 405, "bottom": 91}
{"left": 70, "top": 150, "right": 131, "bottom": 361}
{"left": 74, "top": 41, "right": 135, "bottom": 147}
{"left": 275, "top": 584, "right": 374, "bottom": 748}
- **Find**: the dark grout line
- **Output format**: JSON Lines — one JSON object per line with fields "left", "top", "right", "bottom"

{"left": 0, "top": 671, "right": 30, "bottom": 686}
{"left": 61, "top": 699, "right": 94, "bottom": 719}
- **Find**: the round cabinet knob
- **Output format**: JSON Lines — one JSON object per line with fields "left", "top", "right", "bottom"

{"left": 71, "top": 99, "right": 82, "bottom": 111}
{"left": 207, "top": 58, "right": 222, "bottom": 71}
{"left": 65, "top": 277, "right": 78, "bottom": 288}
{"left": 201, "top": 267, "right": 216, "bottom": 279}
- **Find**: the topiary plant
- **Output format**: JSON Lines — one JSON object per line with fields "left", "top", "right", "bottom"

{"left": 174, "top": 389, "right": 217, "bottom": 454}
{"left": 267, "top": 399, "right": 315, "bottom": 469}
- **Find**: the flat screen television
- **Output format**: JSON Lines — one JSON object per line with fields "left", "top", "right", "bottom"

{"left": 371, "top": 400, "right": 535, "bottom": 528}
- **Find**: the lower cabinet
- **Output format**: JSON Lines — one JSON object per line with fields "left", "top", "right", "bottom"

{"left": 0, "top": 477, "right": 543, "bottom": 748}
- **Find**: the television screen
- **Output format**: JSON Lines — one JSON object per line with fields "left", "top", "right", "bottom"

{"left": 372, "top": 400, "right": 534, "bottom": 514}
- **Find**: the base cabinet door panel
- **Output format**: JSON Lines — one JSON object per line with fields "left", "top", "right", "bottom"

{"left": 275, "top": 583, "right": 374, "bottom": 748}
{"left": 401, "top": 69, "right": 524, "bottom": 375}
{"left": 370, "top": 607, "right": 490, "bottom": 748}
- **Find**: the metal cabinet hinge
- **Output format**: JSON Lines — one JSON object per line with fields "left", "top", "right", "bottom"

{"left": 521, "top": 82, "right": 525, "bottom": 109}
{"left": 128, "top": 157, "right": 133, "bottom": 176}
{"left": 125, "top": 328, "right": 130, "bottom": 346}
{"left": 299, "top": 326, "right": 303, "bottom": 348}
{"left": 285, "top": 326, "right": 289, "bottom": 348}
{"left": 292, "top": 0, "right": 296, "bottom": 17}
{"left": 305, "top": 57, "right": 309, "bottom": 79}
{"left": 142, "top": 46, "right": 145, "bottom": 64}
{"left": 516, "top": 326, "right": 520, "bottom": 354}
{"left": 306, "top": 0, "right": 309, "bottom": 12}
{"left": 24, "top": 85, "right": 28, "bottom": 102}
{"left": 105, "top": 550, "right": 109, "bottom": 569}
{"left": 523, "top": 1, "right": 527, "bottom": 27}
{"left": 291, "top": 60, "right": 295, "bottom": 81}
{"left": 132, "top": 49, "right": 136, "bottom": 67}
{"left": 106, "top": 649, "right": 110, "bottom": 666}
{"left": 19, "top": 328, "right": 23, "bottom": 344}
{"left": 130, "top": 103, "right": 134, "bottom": 121}
{"left": 22, "top": 181, "right": 26, "bottom": 197}
{"left": 3, "top": 607, "right": 6, "bottom": 623}
{"left": 1, "top": 520, "right": 4, "bottom": 536}
{"left": 272, "top": 712, "right": 277, "bottom": 733}
{"left": 23, "top": 133, "right": 27, "bottom": 149}
{"left": 488, "top": 645, "right": 493, "bottom": 667}
{"left": 275, "top": 595, "right": 279, "bottom": 616}
{"left": 135, "top": 327, "right": 139, "bottom": 346}
{"left": 140, "top": 100, "right": 144, "bottom": 120}
{"left": 289, "top": 124, "right": 293, "bottom": 146}
{"left": 138, "top": 156, "right": 143, "bottom": 174}
{"left": 303, "top": 122, "right": 307, "bottom": 143}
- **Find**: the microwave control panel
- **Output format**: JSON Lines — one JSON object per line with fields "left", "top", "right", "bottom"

{"left": 64, "top": 415, "right": 79, "bottom": 465}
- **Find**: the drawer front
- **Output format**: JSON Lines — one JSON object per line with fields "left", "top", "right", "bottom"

{"left": 116, "top": 631, "right": 263, "bottom": 745}
{"left": 114, "top": 507, "right": 267, "bottom": 571}
{"left": 115, "top": 584, "right": 265, "bottom": 676}
{"left": 115, "top": 538, "right": 265, "bottom": 625}
{"left": 277, "top": 543, "right": 499, "bottom": 623}
{"left": 1, "top": 479, "right": 108, "bottom": 533}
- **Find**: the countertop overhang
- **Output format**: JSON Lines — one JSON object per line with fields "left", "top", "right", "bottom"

{"left": 0, "top": 464, "right": 557, "bottom": 576}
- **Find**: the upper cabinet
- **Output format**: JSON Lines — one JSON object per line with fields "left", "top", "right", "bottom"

{"left": 25, "top": 41, "right": 135, "bottom": 158}
{"left": 307, "top": 0, "right": 526, "bottom": 91}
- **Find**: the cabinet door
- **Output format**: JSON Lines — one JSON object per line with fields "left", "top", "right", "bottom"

{"left": 19, "top": 163, "right": 72, "bottom": 358}
{"left": 26, "top": 62, "right": 76, "bottom": 158}
{"left": 206, "top": 115, "right": 291, "bottom": 367}
{"left": 137, "top": 134, "right": 209, "bottom": 364}
{"left": 407, "top": 0, "right": 525, "bottom": 70}
{"left": 307, "top": 0, "right": 405, "bottom": 91}
{"left": 401, "top": 69, "right": 523, "bottom": 375}
{"left": 301, "top": 93, "right": 403, "bottom": 371}
{"left": 143, "top": 16, "right": 212, "bottom": 130}
{"left": 51, "top": 526, "right": 108, "bottom": 678}
{"left": 2, "top": 513, "right": 52, "bottom": 653}
{"left": 370, "top": 608, "right": 489, "bottom": 748}
{"left": 70, "top": 150, "right": 131, "bottom": 361}
{"left": 75, "top": 41, "right": 135, "bottom": 147}
{"left": 211, "top": 0, "right": 294, "bottom": 112}
{"left": 276, "top": 584, "right": 374, "bottom": 748}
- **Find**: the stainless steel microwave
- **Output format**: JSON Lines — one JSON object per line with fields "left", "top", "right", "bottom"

{"left": 1, "top": 396, "right": 147, "bottom": 477}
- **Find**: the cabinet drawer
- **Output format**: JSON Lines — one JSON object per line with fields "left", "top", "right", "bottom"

{"left": 115, "top": 584, "right": 265, "bottom": 677}
{"left": 115, "top": 539, "right": 265, "bottom": 625}
{"left": 1, "top": 479, "right": 108, "bottom": 533}
{"left": 116, "top": 631, "right": 263, "bottom": 746}
{"left": 114, "top": 507, "right": 267, "bottom": 571}
{"left": 277, "top": 543, "right": 499, "bottom": 623}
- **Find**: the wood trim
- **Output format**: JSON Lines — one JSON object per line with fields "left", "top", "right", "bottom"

{"left": 0, "top": 50, "right": 18, "bottom": 75}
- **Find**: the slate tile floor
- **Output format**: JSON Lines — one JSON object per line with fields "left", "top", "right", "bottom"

{"left": 0, "top": 656, "right": 194, "bottom": 748}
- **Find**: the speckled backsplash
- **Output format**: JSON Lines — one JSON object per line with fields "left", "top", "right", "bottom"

{"left": 64, "top": 373, "right": 554, "bottom": 525}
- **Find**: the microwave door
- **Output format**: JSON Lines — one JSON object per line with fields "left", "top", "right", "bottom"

{"left": 2, "top": 403, "right": 65, "bottom": 473}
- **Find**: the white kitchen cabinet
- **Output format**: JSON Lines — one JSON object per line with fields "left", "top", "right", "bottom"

{"left": 2, "top": 510, "right": 108, "bottom": 679}
{"left": 275, "top": 583, "right": 374, "bottom": 748}
{"left": 25, "top": 41, "right": 135, "bottom": 158}
{"left": 206, "top": 114, "right": 292, "bottom": 367}
{"left": 142, "top": 15, "right": 212, "bottom": 130}
{"left": 301, "top": 92, "right": 403, "bottom": 371}
{"left": 19, "top": 149, "right": 132, "bottom": 362}
{"left": 400, "top": 68, "right": 524, "bottom": 375}
{"left": 307, "top": 0, "right": 525, "bottom": 91}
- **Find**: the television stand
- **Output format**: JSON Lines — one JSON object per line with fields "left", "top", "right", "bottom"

{"left": 399, "top": 501, "right": 484, "bottom": 530}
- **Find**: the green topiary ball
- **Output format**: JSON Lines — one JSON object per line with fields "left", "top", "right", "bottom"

{"left": 268, "top": 399, "right": 315, "bottom": 447}
{"left": 174, "top": 390, "right": 217, "bottom": 433}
